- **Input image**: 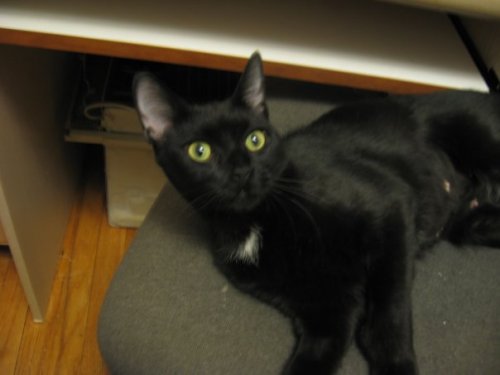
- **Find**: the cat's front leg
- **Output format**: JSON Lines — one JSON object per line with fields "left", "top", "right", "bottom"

{"left": 358, "top": 251, "right": 418, "bottom": 375}
{"left": 283, "top": 334, "right": 340, "bottom": 375}
{"left": 283, "top": 301, "right": 362, "bottom": 375}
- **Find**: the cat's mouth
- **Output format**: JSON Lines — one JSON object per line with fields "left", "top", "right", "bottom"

{"left": 228, "top": 187, "right": 262, "bottom": 212}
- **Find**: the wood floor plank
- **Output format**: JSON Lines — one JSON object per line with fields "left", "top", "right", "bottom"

{"left": 125, "top": 228, "right": 137, "bottom": 252}
{"left": 0, "top": 258, "right": 29, "bottom": 374}
{"left": 14, "top": 255, "right": 72, "bottom": 375}
{"left": 53, "top": 167, "right": 105, "bottom": 374}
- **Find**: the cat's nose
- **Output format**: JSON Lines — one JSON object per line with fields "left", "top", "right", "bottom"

{"left": 232, "top": 168, "right": 252, "bottom": 184}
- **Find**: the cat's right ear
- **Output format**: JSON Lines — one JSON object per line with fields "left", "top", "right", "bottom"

{"left": 133, "top": 72, "right": 186, "bottom": 143}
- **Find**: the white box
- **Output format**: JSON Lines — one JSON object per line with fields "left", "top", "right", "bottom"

{"left": 104, "top": 141, "right": 166, "bottom": 227}
{"left": 67, "top": 106, "right": 168, "bottom": 228}
{"left": 101, "top": 106, "right": 167, "bottom": 227}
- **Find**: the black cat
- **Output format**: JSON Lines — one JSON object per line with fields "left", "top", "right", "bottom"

{"left": 133, "top": 53, "right": 500, "bottom": 375}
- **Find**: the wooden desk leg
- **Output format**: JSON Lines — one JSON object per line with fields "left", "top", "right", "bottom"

{"left": 0, "top": 219, "right": 7, "bottom": 246}
{"left": 0, "top": 45, "right": 81, "bottom": 322}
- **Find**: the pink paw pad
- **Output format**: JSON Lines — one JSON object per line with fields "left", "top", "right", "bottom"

{"left": 470, "top": 198, "right": 479, "bottom": 209}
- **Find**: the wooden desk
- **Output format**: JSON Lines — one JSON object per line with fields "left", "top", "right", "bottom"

{"left": 0, "top": 220, "right": 7, "bottom": 246}
{"left": 0, "top": 0, "right": 487, "bottom": 321}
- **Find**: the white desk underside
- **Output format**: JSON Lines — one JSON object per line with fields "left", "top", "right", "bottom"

{"left": 0, "top": 0, "right": 487, "bottom": 91}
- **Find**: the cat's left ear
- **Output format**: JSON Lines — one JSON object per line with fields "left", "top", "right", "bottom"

{"left": 232, "top": 52, "right": 268, "bottom": 117}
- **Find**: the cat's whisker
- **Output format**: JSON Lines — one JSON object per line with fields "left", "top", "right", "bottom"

{"left": 186, "top": 189, "right": 221, "bottom": 213}
{"left": 275, "top": 187, "right": 321, "bottom": 247}
{"left": 272, "top": 187, "right": 324, "bottom": 249}
{"left": 268, "top": 192, "right": 299, "bottom": 249}
{"left": 273, "top": 180, "right": 323, "bottom": 203}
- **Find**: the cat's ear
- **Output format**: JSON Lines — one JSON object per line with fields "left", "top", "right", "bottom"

{"left": 232, "top": 52, "right": 268, "bottom": 117}
{"left": 133, "top": 72, "right": 187, "bottom": 143}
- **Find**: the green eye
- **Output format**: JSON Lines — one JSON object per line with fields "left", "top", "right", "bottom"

{"left": 187, "top": 141, "right": 212, "bottom": 163}
{"left": 245, "top": 130, "right": 267, "bottom": 152}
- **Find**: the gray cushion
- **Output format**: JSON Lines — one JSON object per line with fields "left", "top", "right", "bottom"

{"left": 99, "top": 184, "right": 500, "bottom": 374}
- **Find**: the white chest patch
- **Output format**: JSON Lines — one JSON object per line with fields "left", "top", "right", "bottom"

{"left": 233, "top": 226, "right": 262, "bottom": 265}
{"left": 443, "top": 179, "right": 451, "bottom": 193}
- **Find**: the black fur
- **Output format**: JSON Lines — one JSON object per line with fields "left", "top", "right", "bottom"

{"left": 133, "top": 53, "right": 500, "bottom": 374}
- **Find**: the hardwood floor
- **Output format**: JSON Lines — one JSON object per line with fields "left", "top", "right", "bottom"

{"left": 0, "top": 150, "right": 136, "bottom": 374}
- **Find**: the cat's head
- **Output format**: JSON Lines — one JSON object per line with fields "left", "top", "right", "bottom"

{"left": 133, "top": 52, "right": 287, "bottom": 214}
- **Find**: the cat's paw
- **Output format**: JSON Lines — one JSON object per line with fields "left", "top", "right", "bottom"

{"left": 370, "top": 360, "right": 418, "bottom": 375}
{"left": 282, "top": 355, "right": 335, "bottom": 375}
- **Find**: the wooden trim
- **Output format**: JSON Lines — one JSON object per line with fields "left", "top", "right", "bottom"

{"left": 0, "top": 28, "right": 444, "bottom": 94}
{"left": 263, "top": 62, "right": 444, "bottom": 94}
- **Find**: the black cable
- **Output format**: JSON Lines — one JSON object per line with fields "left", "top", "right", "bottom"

{"left": 449, "top": 14, "right": 500, "bottom": 93}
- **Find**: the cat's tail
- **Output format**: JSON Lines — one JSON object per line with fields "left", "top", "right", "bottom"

{"left": 445, "top": 171, "right": 500, "bottom": 248}
{"left": 446, "top": 203, "right": 500, "bottom": 248}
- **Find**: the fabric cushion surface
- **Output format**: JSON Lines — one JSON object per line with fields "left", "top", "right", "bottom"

{"left": 99, "top": 183, "right": 500, "bottom": 374}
